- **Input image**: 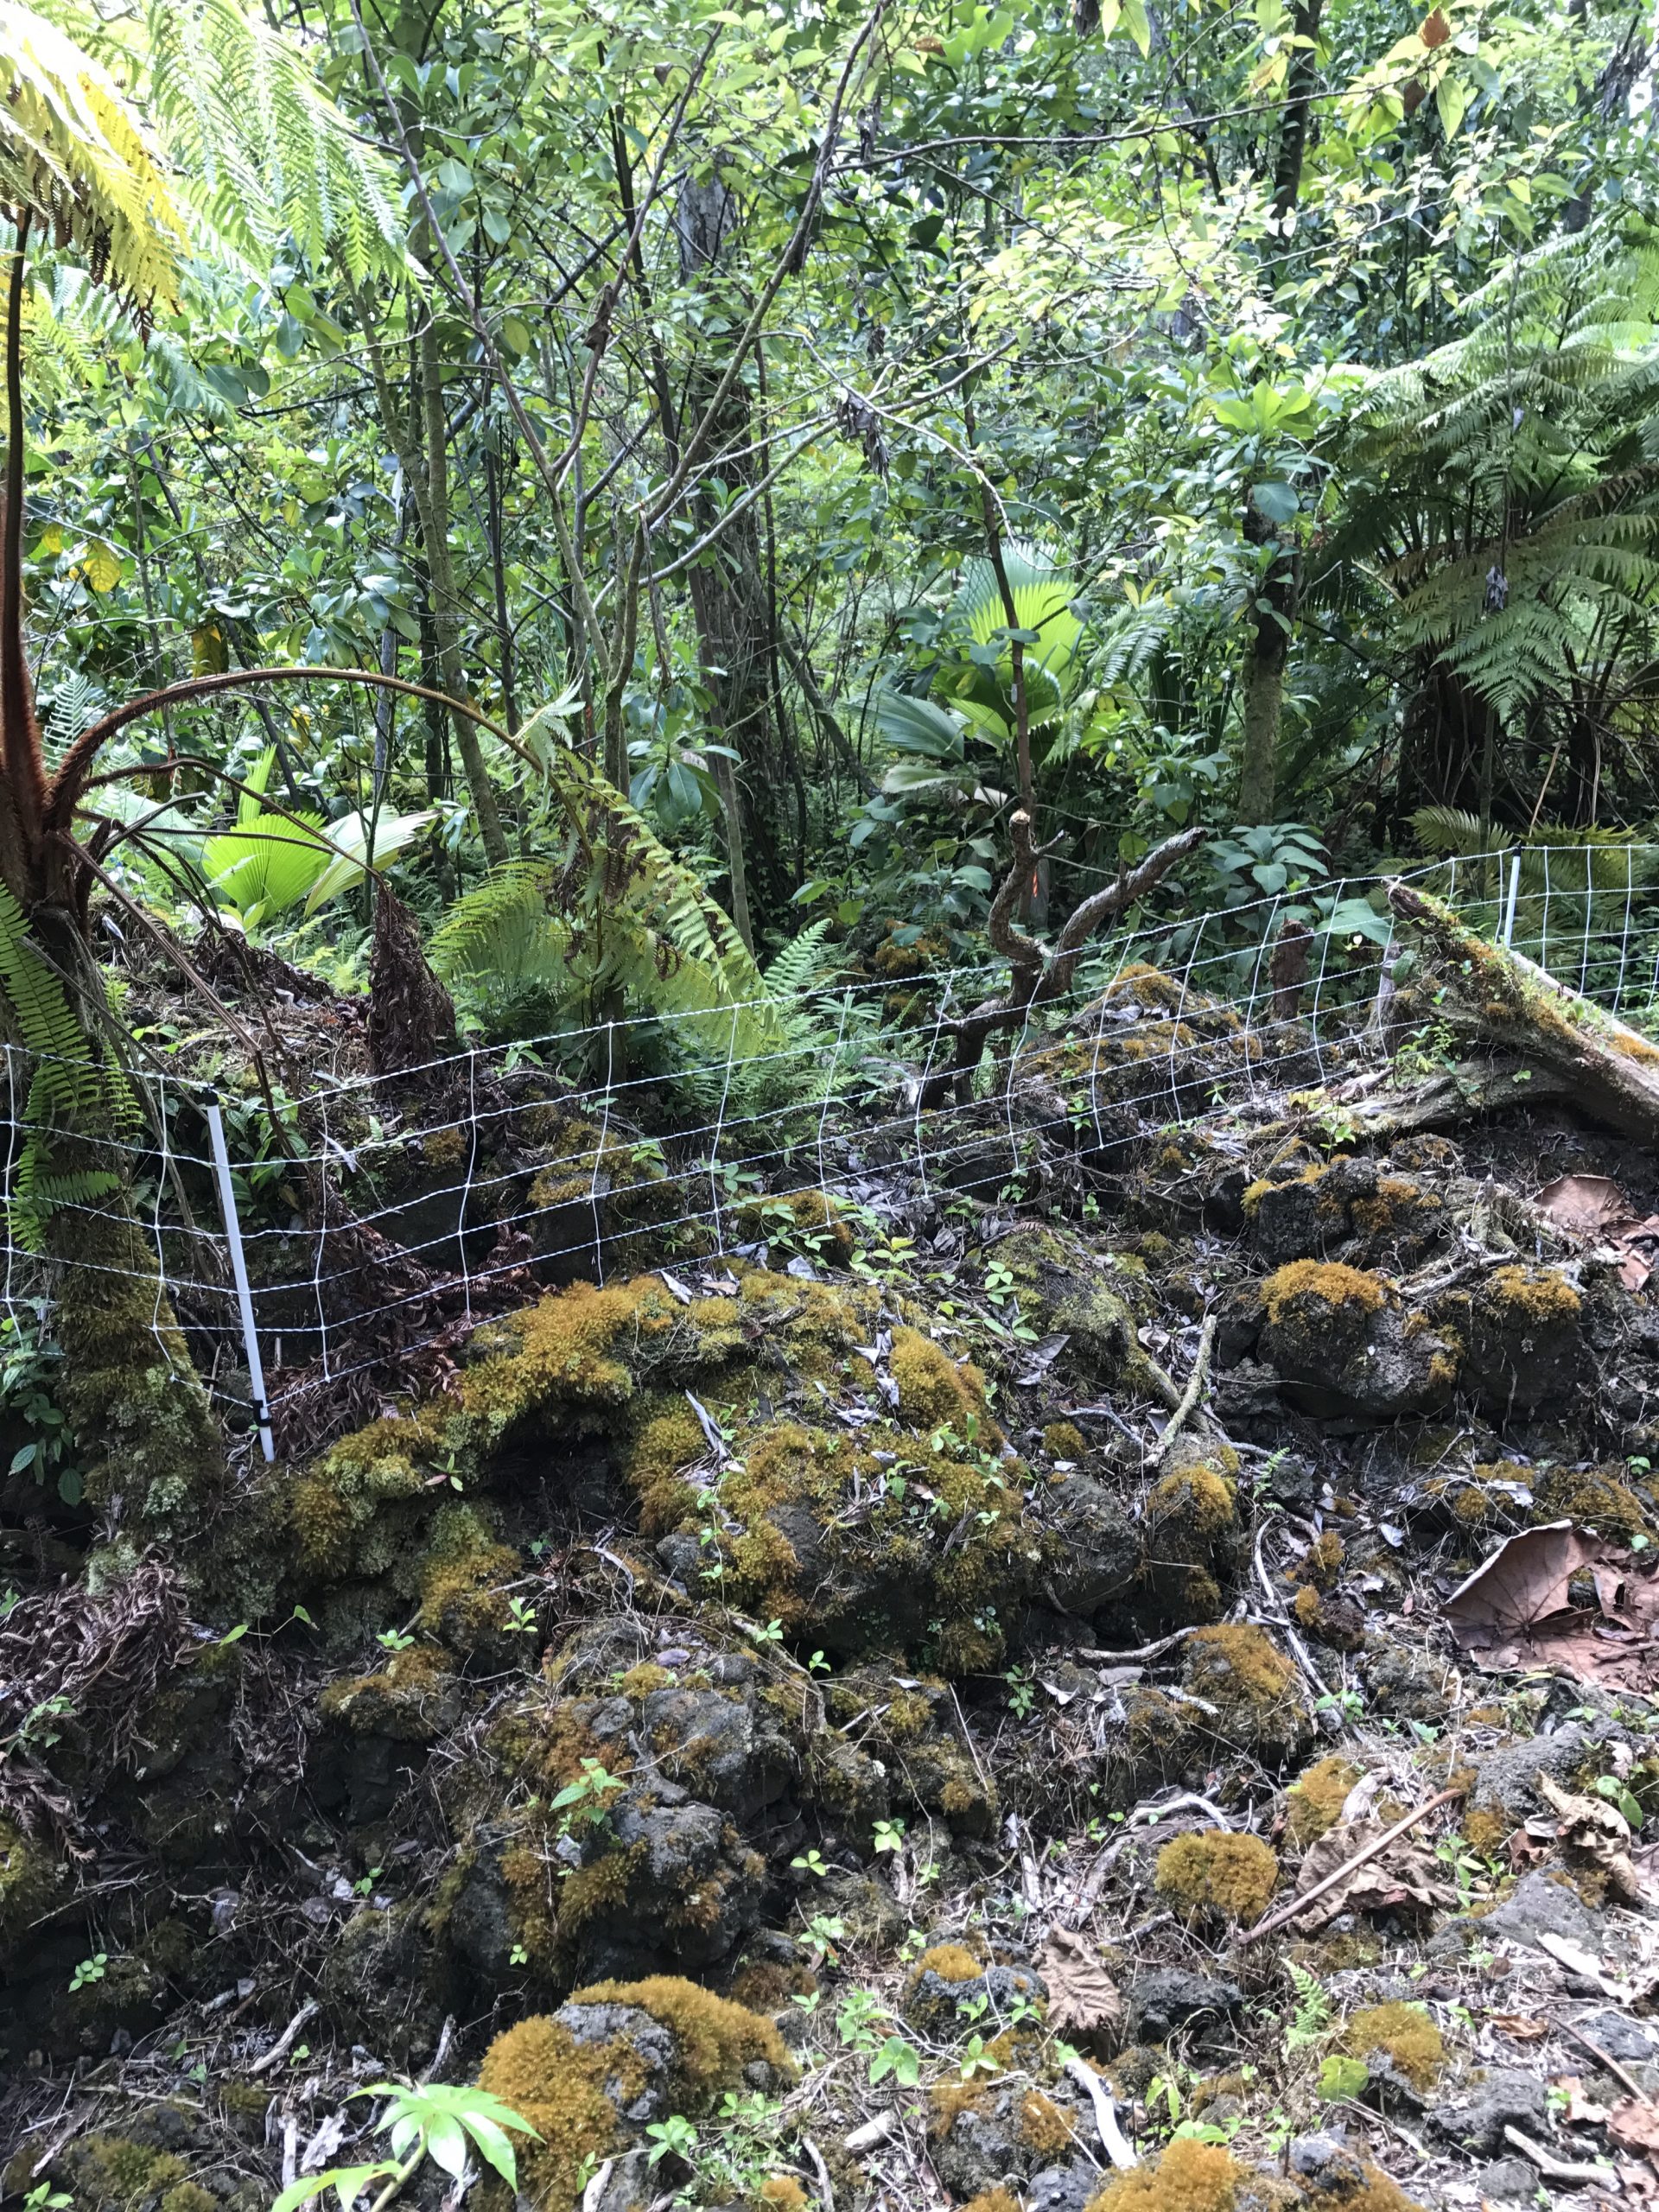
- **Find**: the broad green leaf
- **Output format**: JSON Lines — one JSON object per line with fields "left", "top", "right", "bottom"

{"left": 1120, "top": 0, "right": 1152, "bottom": 55}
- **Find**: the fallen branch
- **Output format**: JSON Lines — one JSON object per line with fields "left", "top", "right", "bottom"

{"left": 917, "top": 817, "right": 1203, "bottom": 1107}
{"left": 1234, "top": 1787, "right": 1465, "bottom": 1946}
{"left": 1501, "top": 2126, "right": 1613, "bottom": 2185}
{"left": 249, "top": 1998, "right": 320, "bottom": 2075}
{"left": 1153, "top": 1313, "right": 1217, "bottom": 1469}
{"left": 1389, "top": 881, "right": 1659, "bottom": 1147}
{"left": 1558, "top": 2019, "right": 1654, "bottom": 2106}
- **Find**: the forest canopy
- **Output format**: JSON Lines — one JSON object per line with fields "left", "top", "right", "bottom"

{"left": 2, "top": 0, "right": 1653, "bottom": 1002}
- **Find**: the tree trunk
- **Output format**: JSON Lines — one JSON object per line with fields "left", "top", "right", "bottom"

{"left": 675, "top": 173, "right": 777, "bottom": 947}
{"left": 416, "top": 318, "right": 510, "bottom": 865}
{"left": 1236, "top": 508, "right": 1299, "bottom": 824}
{"left": 1270, "top": 0, "right": 1325, "bottom": 224}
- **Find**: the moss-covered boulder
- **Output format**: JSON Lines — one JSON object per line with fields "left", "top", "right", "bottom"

{"left": 476, "top": 1976, "right": 792, "bottom": 2212}
{"left": 1255, "top": 1262, "right": 1459, "bottom": 1420}
{"left": 1181, "top": 1625, "right": 1313, "bottom": 1764}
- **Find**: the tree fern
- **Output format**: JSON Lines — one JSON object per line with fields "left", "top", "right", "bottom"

{"left": 0, "top": 879, "right": 139, "bottom": 1249}
{"left": 430, "top": 735, "right": 790, "bottom": 1071}
{"left": 133, "top": 0, "right": 404, "bottom": 278}
{"left": 0, "top": 2, "right": 187, "bottom": 309}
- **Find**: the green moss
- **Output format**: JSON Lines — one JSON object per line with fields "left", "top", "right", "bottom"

{"left": 1045, "top": 1421, "right": 1088, "bottom": 1461}
{"left": 734, "top": 1188, "right": 855, "bottom": 1260}
{"left": 1154, "top": 1830, "right": 1279, "bottom": 1924}
{"left": 418, "top": 1500, "right": 519, "bottom": 1645}
{"left": 74, "top": 2138, "right": 188, "bottom": 2205}
{"left": 1533, "top": 1464, "right": 1652, "bottom": 1541}
{"left": 52, "top": 1188, "right": 226, "bottom": 1535}
{"left": 160, "top": 2185, "right": 216, "bottom": 2212}
{"left": 320, "top": 1642, "right": 457, "bottom": 1740}
{"left": 0, "top": 1814, "right": 58, "bottom": 1949}
{"left": 889, "top": 1325, "right": 995, "bottom": 1438}
{"left": 1285, "top": 1757, "right": 1361, "bottom": 1846}
{"left": 1339, "top": 2002, "right": 1445, "bottom": 2090}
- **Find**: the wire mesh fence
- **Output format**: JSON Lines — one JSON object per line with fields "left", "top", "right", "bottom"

{"left": 6, "top": 842, "right": 1659, "bottom": 1464}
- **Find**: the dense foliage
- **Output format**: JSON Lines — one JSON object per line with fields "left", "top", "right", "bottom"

{"left": 3, "top": 0, "right": 1658, "bottom": 1037}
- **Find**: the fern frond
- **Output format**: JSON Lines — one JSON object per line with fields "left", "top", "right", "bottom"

{"left": 0, "top": 0, "right": 185, "bottom": 309}
{"left": 137, "top": 0, "right": 404, "bottom": 279}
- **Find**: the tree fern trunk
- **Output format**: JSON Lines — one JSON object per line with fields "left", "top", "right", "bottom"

{"left": 12, "top": 910, "right": 225, "bottom": 1540}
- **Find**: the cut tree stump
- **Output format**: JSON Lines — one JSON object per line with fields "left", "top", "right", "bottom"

{"left": 1388, "top": 881, "right": 1659, "bottom": 1148}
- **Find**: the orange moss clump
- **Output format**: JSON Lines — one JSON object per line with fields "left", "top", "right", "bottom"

{"left": 1339, "top": 2002, "right": 1445, "bottom": 2090}
{"left": 1262, "top": 1260, "right": 1387, "bottom": 1326}
{"left": 1533, "top": 1465, "right": 1651, "bottom": 1541}
{"left": 910, "top": 1942, "right": 985, "bottom": 1985}
{"left": 479, "top": 1979, "right": 791, "bottom": 2212}
{"left": 1183, "top": 1624, "right": 1301, "bottom": 1746}
{"left": 1285, "top": 1757, "right": 1361, "bottom": 1845}
{"left": 622, "top": 1399, "right": 709, "bottom": 1532}
{"left": 1018, "top": 2090, "right": 1077, "bottom": 2156}
{"left": 958, "top": 2194, "right": 1022, "bottom": 2212}
{"left": 1293, "top": 1532, "right": 1344, "bottom": 1588}
{"left": 1463, "top": 1806, "right": 1513, "bottom": 1856}
{"left": 1147, "top": 1464, "right": 1236, "bottom": 1539}
{"left": 1483, "top": 1264, "right": 1581, "bottom": 1325}
{"left": 1155, "top": 1830, "right": 1279, "bottom": 1924}
{"left": 755, "top": 2180, "right": 810, "bottom": 2212}
{"left": 474, "top": 2016, "right": 630, "bottom": 2212}
{"left": 1301, "top": 2165, "right": 1426, "bottom": 2212}
{"left": 890, "top": 1325, "right": 997, "bottom": 1440}
{"left": 1086, "top": 2137, "right": 1243, "bottom": 2212}
{"left": 460, "top": 1281, "right": 660, "bottom": 1427}
{"left": 569, "top": 1974, "right": 791, "bottom": 2084}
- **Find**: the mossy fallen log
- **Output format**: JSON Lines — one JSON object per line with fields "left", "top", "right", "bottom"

{"left": 1389, "top": 880, "right": 1659, "bottom": 1147}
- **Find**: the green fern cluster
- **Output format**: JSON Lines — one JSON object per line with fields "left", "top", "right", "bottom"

{"left": 429, "top": 741, "right": 792, "bottom": 1077}
{"left": 0, "top": 883, "right": 142, "bottom": 1251}
{"left": 1314, "top": 226, "right": 1659, "bottom": 746}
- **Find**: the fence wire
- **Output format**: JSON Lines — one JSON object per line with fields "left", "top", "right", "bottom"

{"left": 3, "top": 843, "right": 1656, "bottom": 1457}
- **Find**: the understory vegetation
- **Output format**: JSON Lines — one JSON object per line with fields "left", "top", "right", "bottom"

{"left": 5, "top": 6, "right": 1659, "bottom": 2212}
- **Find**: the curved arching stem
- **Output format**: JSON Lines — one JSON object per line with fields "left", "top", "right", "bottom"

{"left": 43, "top": 664, "right": 537, "bottom": 843}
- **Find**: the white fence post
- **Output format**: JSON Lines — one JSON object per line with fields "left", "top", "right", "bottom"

{"left": 1500, "top": 852, "right": 1522, "bottom": 948}
{"left": 204, "top": 1091, "right": 275, "bottom": 1463}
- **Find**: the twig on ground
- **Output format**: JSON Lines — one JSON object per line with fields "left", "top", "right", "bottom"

{"left": 1501, "top": 2126, "right": 1613, "bottom": 2183}
{"left": 1077, "top": 1625, "right": 1210, "bottom": 1664}
{"left": 1558, "top": 2018, "right": 1654, "bottom": 2104}
{"left": 1062, "top": 2052, "right": 1138, "bottom": 2170}
{"left": 249, "top": 1999, "right": 320, "bottom": 2075}
{"left": 1235, "top": 1787, "right": 1465, "bottom": 1946}
{"left": 1152, "top": 1313, "right": 1217, "bottom": 1468}
{"left": 801, "top": 2136, "right": 836, "bottom": 2210}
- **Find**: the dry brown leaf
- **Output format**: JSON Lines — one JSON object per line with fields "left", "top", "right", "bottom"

{"left": 1536, "top": 1769, "right": 1643, "bottom": 1901}
{"left": 1535, "top": 1172, "right": 1630, "bottom": 1236}
{"left": 1487, "top": 2012, "right": 1548, "bottom": 2040}
{"left": 1421, "top": 7, "right": 1451, "bottom": 47}
{"left": 1293, "top": 1817, "right": 1457, "bottom": 1927}
{"left": 1555, "top": 2075, "right": 1610, "bottom": 2126}
{"left": 1611, "top": 2101, "right": 1659, "bottom": 2159}
{"left": 1039, "top": 1925, "right": 1123, "bottom": 2040}
{"left": 1445, "top": 1520, "right": 1602, "bottom": 1642}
